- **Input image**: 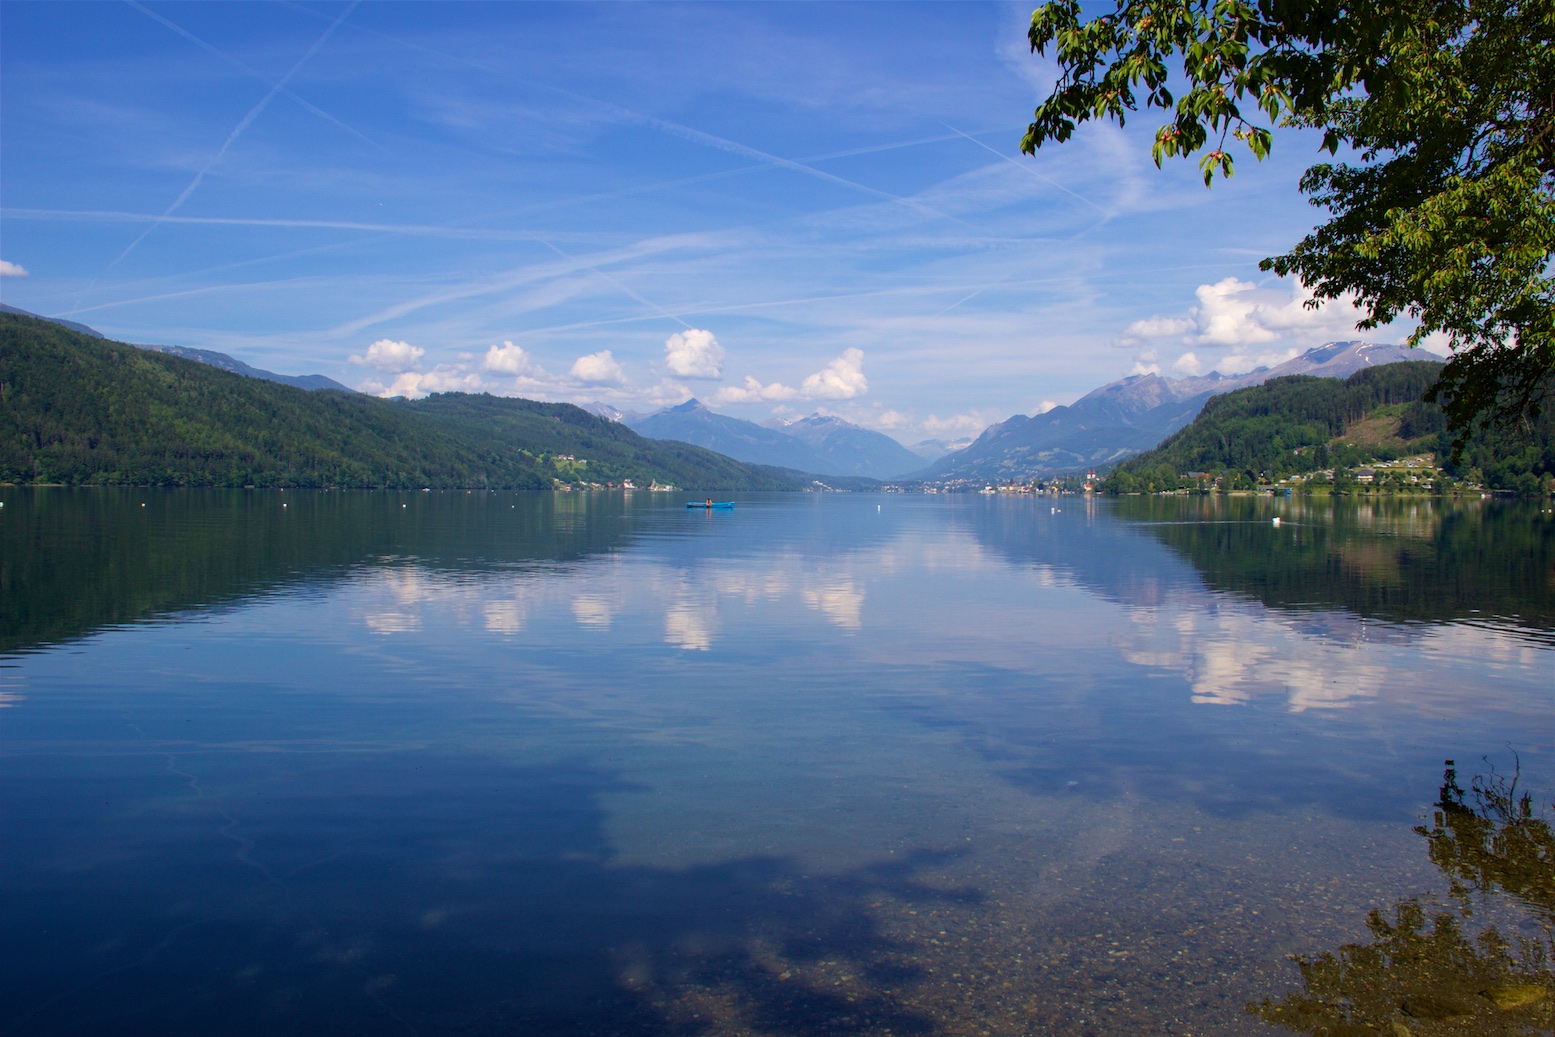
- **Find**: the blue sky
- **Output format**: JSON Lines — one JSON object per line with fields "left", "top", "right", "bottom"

{"left": 0, "top": 2, "right": 1438, "bottom": 443}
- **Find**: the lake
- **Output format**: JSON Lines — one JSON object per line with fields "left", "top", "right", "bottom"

{"left": 2, "top": 489, "right": 1551, "bottom": 1037}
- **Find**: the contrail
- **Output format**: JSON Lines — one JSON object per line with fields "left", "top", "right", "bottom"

{"left": 61, "top": 277, "right": 333, "bottom": 316}
{"left": 536, "top": 239, "right": 692, "bottom": 331}
{"left": 933, "top": 282, "right": 1002, "bottom": 318}
{"left": 9, "top": 125, "right": 970, "bottom": 245}
{"left": 123, "top": 0, "right": 383, "bottom": 152}
{"left": 573, "top": 93, "right": 968, "bottom": 228}
{"left": 802, "top": 132, "right": 970, "bottom": 163}
{"left": 275, "top": 5, "right": 968, "bottom": 229}
{"left": 921, "top": 122, "right": 1114, "bottom": 316}
{"left": 326, "top": 235, "right": 698, "bottom": 338}
{"left": 317, "top": 131, "right": 971, "bottom": 232}
{"left": 510, "top": 274, "right": 1098, "bottom": 337}
{"left": 111, "top": 0, "right": 360, "bottom": 266}
{"left": 941, "top": 122, "right": 1112, "bottom": 217}
{"left": 10, "top": 207, "right": 554, "bottom": 241}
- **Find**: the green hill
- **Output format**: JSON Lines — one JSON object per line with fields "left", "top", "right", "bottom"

{"left": 0, "top": 313, "right": 803, "bottom": 490}
{"left": 1105, "top": 361, "right": 1555, "bottom": 495}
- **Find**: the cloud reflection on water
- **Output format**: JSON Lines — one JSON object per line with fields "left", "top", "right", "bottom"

{"left": 332, "top": 501, "right": 1541, "bottom": 722}
{"left": 4, "top": 492, "right": 1551, "bottom": 1037}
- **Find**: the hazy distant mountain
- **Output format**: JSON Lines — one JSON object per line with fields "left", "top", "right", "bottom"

{"left": 768, "top": 413, "right": 925, "bottom": 478}
{"left": 583, "top": 401, "right": 637, "bottom": 423}
{"left": 918, "top": 341, "right": 1428, "bottom": 481}
{"left": 629, "top": 401, "right": 919, "bottom": 478}
{"left": 629, "top": 399, "right": 836, "bottom": 472}
{"left": 909, "top": 437, "right": 975, "bottom": 462}
{"left": 0, "top": 303, "right": 105, "bottom": 339}
{"left": 150, "top": 345, "right": 355, "bottom": 393}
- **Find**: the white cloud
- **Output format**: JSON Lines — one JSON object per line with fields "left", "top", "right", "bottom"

{"left": 570, "top": 350, "right": 624, "bottom": 385}
{"left": 0, "top": 260, "right": 28, "bottom": 278}
{"left": 875, "top": 409, "right": 910, "bottom": 429}
{"left": 1193, "top": 277, "right": 1282, "bottom": 346}
{"left": 663, "top": 328, "right": 725, "bottom": 379}
{"left": 349, "top": 339, "right": 654, "bottom": 403}
{"left": 350, "top": 338, "right": 425, "bottom": 370}
{"left": 641, "top": 378, "right": 693, "bottom": 407}
{"left": 1129, "top": 349, "right": 1161, "bottom": 376}
{"left": 1414, "top": 330, "right": 1454, "bottom": 357}
{"left": 922, "top": 411, "right": 989, "bottom": 435}
{"left": 1215, "top": 348, "right": 1300, "bottom": 376}
{"left": 1121, "top": 315, "right": 1193, "bottom": 341}
{"left": 1186, "top": 277, "right": 1370, "bottom": 349}
{"left": 712, "top": 375, "right": 799, "bottom": 404}
{"left": 1034, "top": 400, "right": 1058, "bottom": 414}
{"left": 369, "top": 364, "right": 485, "bottom": 398}
{"left": 800, "top": 347, "right": 867, "bottom": 400}
{"left": 1113, "top": 276, "right": 1388, "bottom": 376}
{"left": 482, "top": 340, "right": 532, "bottom": 374}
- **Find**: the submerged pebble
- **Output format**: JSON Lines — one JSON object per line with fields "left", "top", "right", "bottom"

{"left": 1484, "top": 983, "right": 1548, "bottom": 1010}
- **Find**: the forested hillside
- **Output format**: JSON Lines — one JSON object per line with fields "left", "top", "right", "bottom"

{"left": 0, "top": 314, "right": 802, "bottom": 490}
{"left": 1106, "top": 361, "right": 1555, "bottom": 494}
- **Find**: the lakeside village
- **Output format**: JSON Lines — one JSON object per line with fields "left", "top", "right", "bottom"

{"left": 546, "top": 451, "right": 1549, "bottom": 497}
{"left": 906, "top": 454, "right": 1552, "bottom": 497}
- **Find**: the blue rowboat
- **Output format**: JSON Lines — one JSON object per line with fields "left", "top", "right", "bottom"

{"left": 687, "top": 501, "right": 734, "bottom": 509}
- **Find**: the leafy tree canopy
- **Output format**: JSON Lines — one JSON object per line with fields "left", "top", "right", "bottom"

{"left": 1022, "top": 0, "right": 1555, "bottom": 449}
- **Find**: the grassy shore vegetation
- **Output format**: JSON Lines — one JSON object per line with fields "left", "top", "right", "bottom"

{"left": 1104, "top": 361, "right": 1555, "bottom": 496}
{"left": 0, "top": 313, "right": 803, "bottom": 491}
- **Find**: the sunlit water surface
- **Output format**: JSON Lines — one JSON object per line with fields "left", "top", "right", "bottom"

{"left": 2, "top": 489, "right": 1551, "bottom": 1036}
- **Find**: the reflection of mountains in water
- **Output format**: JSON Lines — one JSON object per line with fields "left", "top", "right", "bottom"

{"left": 957, "top": 495, "right": 1555, "bottom": 645}
{"left": 10, "top": 489, "right": 1552, "bottom": 656}
{"left": 0, "top": 488, "right": 643, "bottom": 655}
{"left": 947, "top": 496, "right": 1208, "bottom": 608}
{"left": 1126, "top": 496, "right": 1555, "bottom": 643}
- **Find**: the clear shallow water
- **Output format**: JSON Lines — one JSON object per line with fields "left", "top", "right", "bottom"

{"left": 1, "top": 489, "right": 1551, "bottom": 1036}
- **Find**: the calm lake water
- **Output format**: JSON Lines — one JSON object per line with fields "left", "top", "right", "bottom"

{"left": 2, "top": 489, "right": 1551, "bottom": 1037}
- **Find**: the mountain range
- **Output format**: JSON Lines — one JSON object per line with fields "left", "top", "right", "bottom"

{"left": 0, "top": 304, "right": 353, "bottom": 393}
{"left": 0, "top": 311, "right": 806, "bottom": 491}
{"left": 626, "top": 400, "right": 925, "bottom": 479}
{"left": 1, "top": 298, "right": 1436, "bottom": 485}
{"left": 1103, "top": 355, "right": 1553, "bottom": 497}
{"left": 918, "top": 341, "right": 1426, "bottom": 482}
{"left": 620, "top": 342, "right": 1429, "bottom": 483}
{"left": 148, "top": 345, "right": 354, "bottom": 393}
{"left": 766, "top": 412, "right": 926, "bottom": 477}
